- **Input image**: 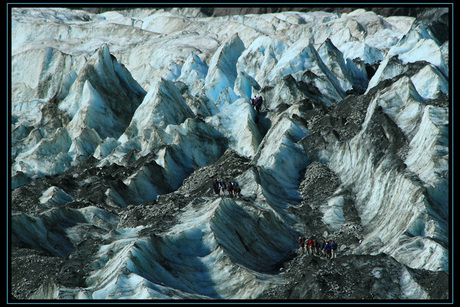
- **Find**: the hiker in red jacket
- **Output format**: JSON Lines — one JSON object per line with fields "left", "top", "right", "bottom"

{"left": 307, "top": 238, "right": 315, "bottom": 255}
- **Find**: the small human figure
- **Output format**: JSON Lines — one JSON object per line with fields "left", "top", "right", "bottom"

{"left": 218, "top": 179, "right": 226, "bottom": 196}
{"left": 331, "top": 240, "right": 338, "bottom": 259}
{"left": 255, "top": 96, "right": 263, "bottom": 113}
{"left": 307, "top": 238, "right": 314, "bottom": 255}
{"left": 314, "top": 239, "right": 320, "bottom": 256}
{"left": 298, "top": 237, "right": 305, "bottom": 254}
{"left": 324, "top": 240, "right": 332, "bottom": 258}
{"left": 250, "top": 97, "right": 257, "bottom": 109}
{"left": 231, "top": 180, "right": 241, "bottom": 198}
{"left": 212, "top": 178, "right": 220, "bottom": 195}
{"left": 227, "top": 186, "right": 233, "bottom": 198}
{"left": 321, "top": 240, "right": 326, "bottom": 257}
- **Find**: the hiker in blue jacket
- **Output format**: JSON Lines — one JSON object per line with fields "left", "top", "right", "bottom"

{"left": 324, "top": 240, "right": 332, "bottom": 258}
{"left": 330, "top": 240, "right": 338, "bottom": 259}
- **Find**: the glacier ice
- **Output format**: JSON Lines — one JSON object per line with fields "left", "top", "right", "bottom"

{"left": 10, "top": 6, "right": 450, "bottom": 300}
{"left": 204, "top": 33, "right": 245, "bottom": 102}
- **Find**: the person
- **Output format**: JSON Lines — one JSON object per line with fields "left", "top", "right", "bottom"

{"left": 313, "top": 239, "right": 320, "bottom": 256}
{"left": 227, "top": 185, "right": 233, "bottom": 198}
{"left": 313, "top": 239, "right": 321, "bottom": 256}
{"left": 250, "top": 97, "right": 257, "bottom": 109}
{"left": 324, "top": 240, "right": 332, "bottom": 258}
{"left": 218, "top": 179, "right": 226, "bottom": 196}
{"left": 307, "top": 238, "right": 314, "bottom": 255}
{"left": 298, "top": 237, "right": 305, "bottom": 254}
{"left": 321, "top": 240, "right": 327, "bottom": 257}
{"left": 255, "top": 96, "right": 263, "bottom": 113}
{"left": 331, "top": 240, "right": 338, "bottom": 259}
{"left": 231, "top": 180, "right": 241, "bottom": 198}
{"left": 212, "top": 178, "right": 220, "bottom": 195}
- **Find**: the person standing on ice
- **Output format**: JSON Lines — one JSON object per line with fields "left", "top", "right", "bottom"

{"left": 229, "top": 180, "right": 241, "bottom": 198}
{"left": 212, "top": 178, "right": 220, "bottom": 195}
{"left": 330, "top": 240, "right": 338, "bottom": 259}
{"left": 314, "top": 239, "right": 320, "bottom": 256}
{"left": 307, "top": 238, "right": 314, "bottom": 255}
{"left": 321, "top": 240, "right": 326, "bottom": 257}
{"left": 255, "top": 96, "right": 263, "bottom": 113}
{"left": 298, "top": 237, "right": 306, "bottom": 254}
{"left": 324, "top": 240, "right": 332, "bottom": 258}
{"left": 219, "top": 179, "right": 227, "bottom": 196}
{"left": 250, "top": 97, "right": 258, "bottom": 111}
{"left": 227, "top": 184, "right": 233, "bottom": 198}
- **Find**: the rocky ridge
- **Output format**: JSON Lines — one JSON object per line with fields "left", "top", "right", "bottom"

{"left": 10, "top": 6, "right": 450, "bottom": 300}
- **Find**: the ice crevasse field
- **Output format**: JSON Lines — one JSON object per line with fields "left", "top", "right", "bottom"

{"left": 10, "top": 7, "right": 450, "bottom": 300}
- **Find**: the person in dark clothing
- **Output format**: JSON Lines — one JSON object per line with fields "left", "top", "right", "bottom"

{"left": 255, "top": 96, "right": 263, "bottom": 113}
{"left": 230, "top": 180, "right": 241, "bottom": 198}
{"left": 324, "top": 240, "right": 332, "bottom": 258}
{"left": 212, "top": 178, "right": 220, "bottom": 195}
{"left": 313, "top": 239, "right": 320, "bottom": 256}
{"left": 298, "top": 237, "right": 306, "bottom": 254}
{"left": 331, "top": 240, "right": 338, "bottom": 258}
{"left": 218, "top": 179, "right": 226, "bottom": 196}
{"left": 321, "top": 240, "right": 327, "bottom": 257}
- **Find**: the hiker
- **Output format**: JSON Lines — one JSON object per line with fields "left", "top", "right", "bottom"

{"left": 314, "top": 239, "right": 320, "bottom": 256}
{"left": 331, "top": 240, "right": 338, "bottom": 259}
{"left": 212, "top": 178, "right": 220, "bottom": 195}
{"left": 321, "top": 240, "right": 327, "bottom": 257}
{"left": 230, "top": 180, "right": 241, "bottom": 198}
{"left": 227, "top": 185, "right": 233, "bottom": 198}
{"left": 250, "top": 97, "right": 257, "bottom": 109}
{"left": 298, "top": 237, "right": 306, "bottom": 254}
{"left": 324, "top": 240, "right": 332, "bottom": 258}
{"left": 255, "top": 96, "right": 263, "bottom": 113}
{"left": 218, "top": 179, "right": 227, "bottom": 196}
{"left": 307, "top": 238, "right": 314, "bottom": 255}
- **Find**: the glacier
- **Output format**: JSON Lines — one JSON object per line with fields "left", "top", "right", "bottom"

{"left": 9, "top": 6, "right": 450, "bottom": 301}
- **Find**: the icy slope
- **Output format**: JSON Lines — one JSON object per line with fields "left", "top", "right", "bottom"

{"left": 11, "top": 7, "right": 449, "bottom": 300}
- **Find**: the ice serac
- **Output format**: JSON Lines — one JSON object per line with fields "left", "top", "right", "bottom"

{"left": 317, "top": 38, "right": 368, "bottom": 93}
{"left": 11, "top": 7, "right": 450, "bottom": 300}
{"left": 155, "top": 117, "right": 227, "bottom": 190}
{"left": 12, "top": 47, "right": 79, "bottom": 105}
{"left": 236, "top": 35, "right": 288, "bottom": 88}
{"left": 118, "top": 77, "right": 194, "bottom": 146}
{"left": 269, "top": 37, "right": 345, "bottom": 103}
{"left": 205, "top": 98, "right": 261, "bottom": 158}
{"left": 59, "top": 44, "right": 145, "bottom": 130}
{"left": 253, "top": 106, "right": 310, "bottom": 194}
{"left": 302, "top": 71, "right": 448, "bottom": 272}
{"left": 177, "top": 53, "right": 209, "bottom": 97}
{"left": 12, "top": 43, "right": 146, "bottom": 181}
{"left": 366, "top": 8, "right": 448, "bottom": 93}
{"left": 39, "top": 186, "right": 74, "bottom": 208}
{"left": 205, "top": 33, "right": 245, "bottom": 103}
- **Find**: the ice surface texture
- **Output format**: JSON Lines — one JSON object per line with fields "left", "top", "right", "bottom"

{"left": 11, "top": 7, "right": 449, "bottom": 300}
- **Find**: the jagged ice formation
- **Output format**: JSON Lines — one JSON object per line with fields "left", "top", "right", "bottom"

{"left": 10, "top": 7, "right": 450, "bottom": 300}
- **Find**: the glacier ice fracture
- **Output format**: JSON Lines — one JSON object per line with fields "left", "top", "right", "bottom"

{"left": 10, "top": 7, "right": 449, "bottom": 300}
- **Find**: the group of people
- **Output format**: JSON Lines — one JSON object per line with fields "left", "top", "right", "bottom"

{"left": 298, "top": 237, "right": 338, "bottom": 259}
{"left": 212, "top": 178, "right": 241, "bottom": 198}
{"left": 250, "top": 96, "right": 263, "bottom": 113}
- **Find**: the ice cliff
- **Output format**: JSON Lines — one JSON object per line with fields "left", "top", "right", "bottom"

{"left": 10, "top": 7, "right": 450, "bottom": 300}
